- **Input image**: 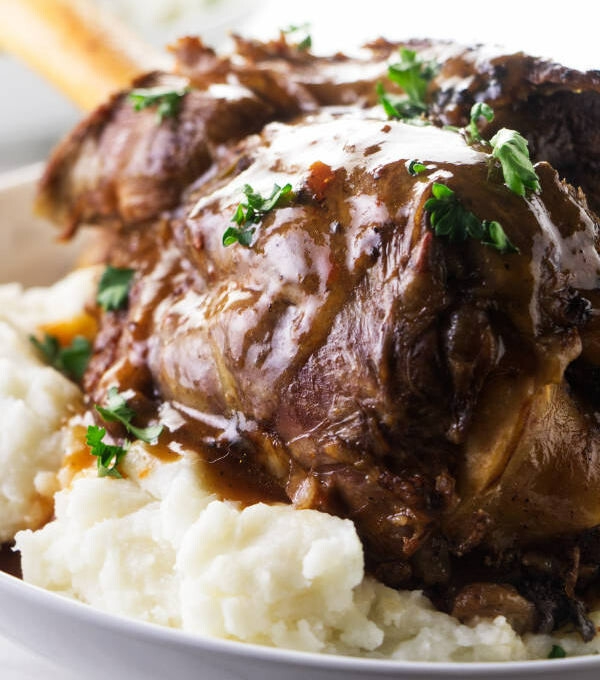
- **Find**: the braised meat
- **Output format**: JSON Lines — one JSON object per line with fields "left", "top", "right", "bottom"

{"left": 37, "top": 36, "right": 600, "bottom": 637}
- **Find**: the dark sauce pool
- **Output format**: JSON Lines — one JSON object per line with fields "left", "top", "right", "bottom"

{"left": 0, "top": 543, "right": 21, "bottom": 579}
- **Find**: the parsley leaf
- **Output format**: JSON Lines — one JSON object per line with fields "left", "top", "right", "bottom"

{"left": 297, "top": 35, "right": 312, "bottom": 51}
{"left": 481, "top": 220, "right": 519, "bottom": 252}
{"left": 467, "top": 102, "right": 494, "bottom": 143}
{"left": 376, "top": 82, "right": 428, "bottom": 122}
{"left": 223, "top": 183, "right": 294, "bottom": 247}
{"left": 282, "top": 23, "right": 312, "bottom": 50}
{"left": 458, "top": 103, "right": 540, "bottom": 198}
{"left": 86, "top": 425, "right": 128, "bottom": 478}
{"left": 425, "top": 182, "right": 519, "bottom": 254}
{"left": 490, "top": 128, "right": 541, "bottom": 197}
{"left": 97, "top": 266, "right": 135, "bottom": 312}
{"left": 29, "top": 333, "right": 92, "bottom": 381}
{"left": 406, "top": 159, "right": 428, "bottom": 176}
{"left": 548, "top": 645, "right": 567, "bottom": 659}
{"left": 54, "top": 336, "right": 92, "bottom": 380}
{"left": 377, "top": 48, "right": 437, "bottom": 123}
{"left": 387, "top": 47, "right": 437, "bottom": 108}
{"left": 29, "top": 333, "right": 59, "bottom": 367}
{"left": 129, "top": 85, "right": 189, "bottom": 121}
{"left": 222, "top": 224, "right": 255, "bottom": 247}
{"left": 95, "top": 387, "right": 163, "bottom": 443}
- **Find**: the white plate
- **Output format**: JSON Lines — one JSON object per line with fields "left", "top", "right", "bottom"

{"left": 2, "top": 571, "right": 599, "bottom": 680}
{"left": 1, "top": 168, "right": 599, "bottom": 680}
{"left": 0, "top": 163, "right": 89, "bottom": 286}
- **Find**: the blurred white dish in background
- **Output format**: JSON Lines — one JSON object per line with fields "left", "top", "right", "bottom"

{"left": 97, "top": 0, "right": 256, "bottom": 47}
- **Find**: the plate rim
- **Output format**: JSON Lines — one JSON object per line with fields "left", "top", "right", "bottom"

{"left": 1, "top": 570, "right": 598, "bottom": 675}
{"left": 0, "top": 162, "right": 44, "bottom": 192}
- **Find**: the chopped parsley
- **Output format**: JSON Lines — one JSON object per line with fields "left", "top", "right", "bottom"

{"left": 96, "top": 266, "right": 135, "bottom": 312}
{"left": 425, "top": 182, "right": 519, "bottom": 254}
{"left": 467, "top": 102, "right": 494, "bottom": 143}
{"left": 223, "top": 183, "right": 294, "bottom": 247}
{"left": 463, "top": 103, "right": 540, "bottom": 196}
{"left": 490, "top": 128, "right": 541, "bottom": 197}
{"left": 463, "top": 101, "right": 541, "bottom": 198}
{"left": 388, "top": 48, "right": 438, "bottom": 107}
{"left": 282, "top": 23, "right": 312, "bottom": 50}
{"left": 87, "top": 388, "right": 162, "bottom": 478}
{"left": 95, "top": 387, "right": 163, "bottom": 444}
{"left": 29, "top": 333, "right": 91, "bottom": 381}
{"left": 376, "top": 82, "right": 428, "bottom": 122}
{"left": 406, "top": 159, "right": 428, "bottom": 176}
{"left": 548, "top": 644, "right": 567, "bottom": 659}
{"left": 377, "top": 47, "right": 437, "bottom": 123}
{"left": 86, "top": 425, "right": 129, "bottom": 478}
{"left": 129, "top": 85, "right": 189, "bottom": 121}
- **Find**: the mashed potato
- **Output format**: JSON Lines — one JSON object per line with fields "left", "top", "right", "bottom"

{"left": 0, "top": 268, "right": 98, "bottom": 542}
{"left": 15, "top": 447, "right": 522, "bottom": 660}
{"left": 15, "top": 438, "right": 600, "bottom": 661}
{"left": 0, "top": 267, "right": 99, "bottom": 335}
{"left": 6, "top": 268, "right": 600, "bottom": 662}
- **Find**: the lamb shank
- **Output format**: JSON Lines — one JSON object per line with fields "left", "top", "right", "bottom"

{"left": 38, "top": 35, "right": 600, "bottom": 637}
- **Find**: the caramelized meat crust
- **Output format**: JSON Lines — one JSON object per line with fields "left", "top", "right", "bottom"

{"left": 37, "top": 36, "right": 600, "bottom": 637}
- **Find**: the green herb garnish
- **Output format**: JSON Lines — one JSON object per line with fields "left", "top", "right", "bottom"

{"left": 97, "top": 266, "right": 135, "bottom": 312}
{"left": 95, "top": 387, "right": 163, "bottom": 444}
{"left": 29, "top": 334, "right": 91, "bottom": 381}
{"left": 490, "top": 128, "right": 541, "bottom": 197}
{"left": 462, "top": 102, "right": 540, "bottom": 197}
{"left": 467, "top": 102, "right": 494, "bottom": 143}
{"left": 86, "top": 425, "right": 129, "bottom": 478}
{"left": 548, "top": 644, "right": 567, "bottom": 659}
{"left": 87, "top": 387, "right": 162, "bottom": 478}
{"left": 129, "top": 85, "right": 189, "bottom": 121}
{"left": 376, "top": 82, "right": 428, "bottom": 122}
{"left": 425, "top": 182, "right": 519, "bottom": 254}
{"left": 223, "top": 183, "right": 294, "bottom": 247}
{"left": 406, "top": 160, "right": 428, "bottom": 176}
{"left": 387, "top": 47, "right": 438, "bottom": 108}
{"left": 377, "top": 47, "right": 437, "bottom": 123}
{"left": 282, "top": 23, "right": 312, "bottom": 50}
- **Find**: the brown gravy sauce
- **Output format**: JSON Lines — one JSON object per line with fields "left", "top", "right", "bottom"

{"left": 68, "top": 415, "right": 285, "bottom": 507}
{"left": 163, "top": 414, "right": 288, "bottom": 507}
{"left": 0, "top": 543, "right": 21, "bottom": 579}
{"left": 200, "top": 455, "right": 287, "bottom": 507}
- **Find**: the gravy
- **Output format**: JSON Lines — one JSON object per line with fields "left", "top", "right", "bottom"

{"left": 0, "top": 543, "right": 21, "bottom": 579}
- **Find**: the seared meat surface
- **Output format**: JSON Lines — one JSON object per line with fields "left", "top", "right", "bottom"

{"left": 38, "top": 36, "right": 600, "bottom": 637}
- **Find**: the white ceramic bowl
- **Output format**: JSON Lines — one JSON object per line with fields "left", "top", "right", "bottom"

{"left": 2, "top": 570, "right": 600, "bottom": 680}
{"left": 1, "top": 167, "right": 599, "bottom": 680}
